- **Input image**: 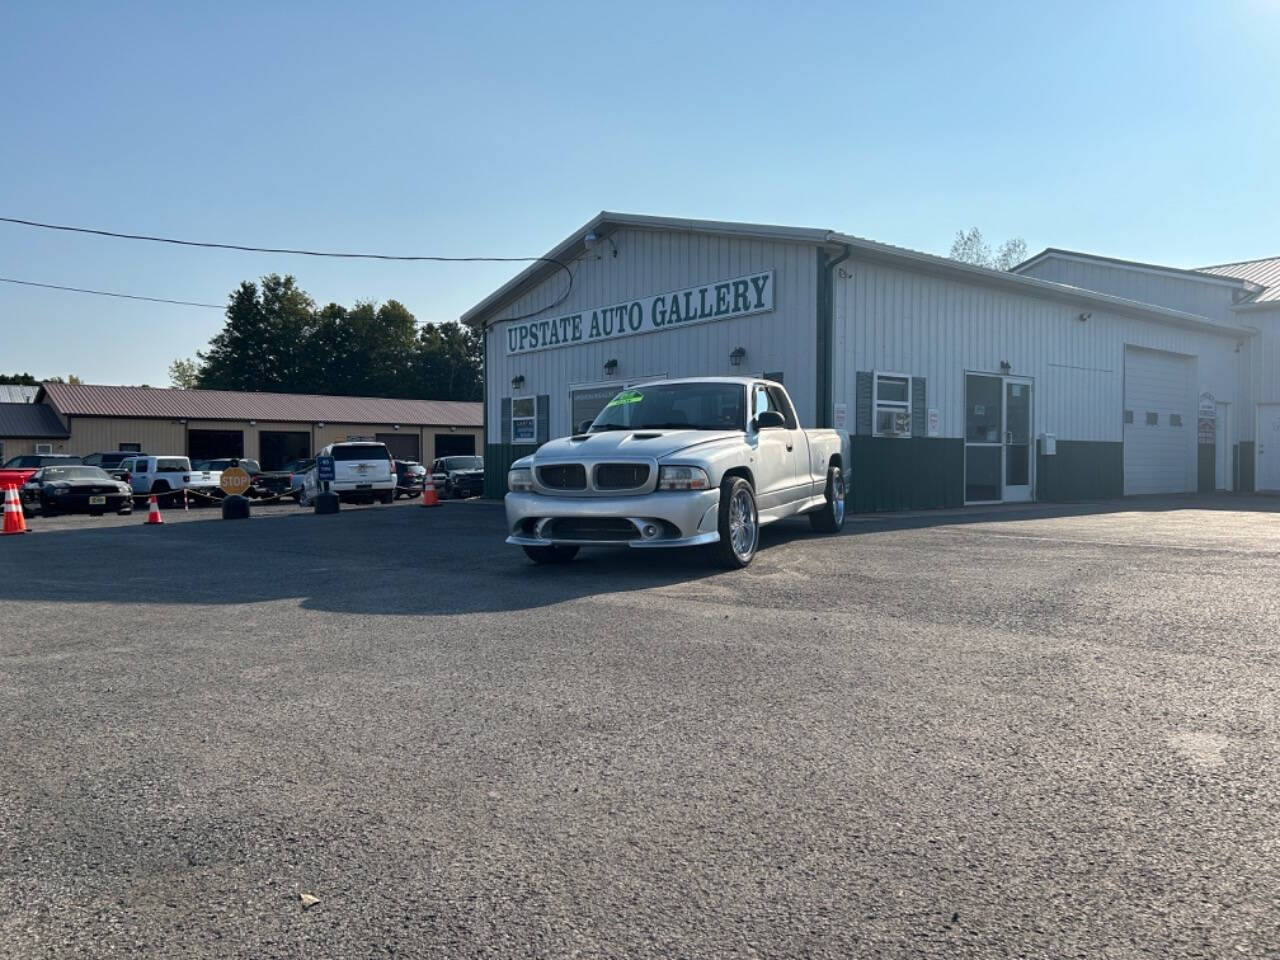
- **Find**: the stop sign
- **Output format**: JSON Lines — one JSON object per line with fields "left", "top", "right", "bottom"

{"left": 220, "top": 466, "right": 252, "bottom": 497}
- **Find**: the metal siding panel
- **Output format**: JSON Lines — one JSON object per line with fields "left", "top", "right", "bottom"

{"left": 485, "top": 227, "right": 819, "bottom": 440}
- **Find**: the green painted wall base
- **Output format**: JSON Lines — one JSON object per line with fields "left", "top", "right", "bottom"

{"left": 1035, "top": 440, "right": 1123, "bottom": 502}
{"left": 484, "top": 443, "right": 535, "bottom": 498}
{"left": 1197, "top": 444, "right": 1215, "bottom": 494}
{"left": 1239, "top": 442, "right": 1255, "bottom": 492}
{"left": 848, "top": 436, "right": 964, "bottom": 512}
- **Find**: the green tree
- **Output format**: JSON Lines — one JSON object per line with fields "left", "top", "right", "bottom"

{"left": 0, "top": 372, "right": 39, "bottom": 385}
{"left": 950, "top": 228, "right": 1027, "bottom": 272}
{"left": 191, "top": 276, "right": 483, "bottom": 401}
{"left": 168, "top": 358, "right": 200, "bottom": 389}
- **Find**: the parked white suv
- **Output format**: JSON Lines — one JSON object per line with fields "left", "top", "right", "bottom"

{"left": 300, "top": 442, "right": 396, "bottom": 505}
{"left": 122, "top": 456, "right": 222, "bottom": 505}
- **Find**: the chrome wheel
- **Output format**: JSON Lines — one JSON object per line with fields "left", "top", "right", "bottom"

{"left": 833, "top": 471, "right": 845, "bottom": 526}
{"left": 729, "top": 488, "right": 757, "bottom": 560}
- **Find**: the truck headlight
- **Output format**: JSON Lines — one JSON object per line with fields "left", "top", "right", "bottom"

{"left": 507, "top": 468, "right": 534, "bottom": 492}
{"left": 657, "top": 466, "right": 710, "bottom": 491}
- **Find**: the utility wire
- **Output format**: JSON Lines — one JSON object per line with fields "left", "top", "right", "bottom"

{"left": 0, "top": 275, "right": 223, "bottom": 309}
{"left": 0, "top": 215, "right": 575, "bottom": 321}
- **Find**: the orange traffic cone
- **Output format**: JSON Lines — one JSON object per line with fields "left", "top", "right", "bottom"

{"left": 2, "top": 485, "right": 28, "bottom": 535}
{"left": 145, "top": 495, "right": 164, "bottom": 525}
{"left": 420, "top": 484, "right": 439, "bottom": 508}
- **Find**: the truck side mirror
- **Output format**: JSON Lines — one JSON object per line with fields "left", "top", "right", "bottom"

{"left": 754, "top": 410, "right": 786, "bottom": 430}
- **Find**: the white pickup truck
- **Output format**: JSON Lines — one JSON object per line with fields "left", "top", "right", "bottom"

{"left": 505, "top": 377, "right": 848, "bottom": 568}
{"left": 121, "top": 455, "right": 222, "bottom": 505}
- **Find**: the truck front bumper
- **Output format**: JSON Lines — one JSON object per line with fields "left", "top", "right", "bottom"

{"left": 505, "top": 489, "right": 721, "bottom": 548}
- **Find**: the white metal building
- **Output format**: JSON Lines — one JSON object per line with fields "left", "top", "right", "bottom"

{"left": 463, "top": 213, "right": 1262, "bottom": 509}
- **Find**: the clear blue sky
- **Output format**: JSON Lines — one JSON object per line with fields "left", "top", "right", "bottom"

{"left": 2, "top": 1, "right": 1277, "bottom": 386}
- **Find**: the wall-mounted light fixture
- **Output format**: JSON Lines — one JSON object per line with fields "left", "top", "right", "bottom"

{"left": 729, "top": 346, "right": 747, "bottom": 366}
{"left": 248, "top": 419, "right": 257, "bottom": 426}
{"left": 392, "top": 424, "right": 400, "bottom": 430}
{"left": 1236, "top": 341, "right": 1243, "bottom": 354}
{"left": 584, "top": 231, "right": 618, "bottom": 258}
{"left": 1078, "top": 312, "right": 1091, "bottom": 323}
{"left": 999, "top": 360, "right": 1012, "bottom": 373}
{"left": 316, "top": 421, "right": 325, "bottom": 428}
{"left": 511, "top": 375, "right": 525, "bottom": 390}
{"left": 450, "top": 425, "right": 457, "bottom": 433}
{"left": 604, "top": 358, "right": 618, "bottom": 375}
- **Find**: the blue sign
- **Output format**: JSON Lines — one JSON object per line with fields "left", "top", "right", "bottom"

{"left": 316, "top": 455, "right": 336, "bottom": 483}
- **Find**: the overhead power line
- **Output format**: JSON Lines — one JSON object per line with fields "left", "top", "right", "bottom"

{"left": 0, "top": 275, "right": 223, "bottom": 309}
{"left": 0, "top": 215, "right": 575, "bottom": 321}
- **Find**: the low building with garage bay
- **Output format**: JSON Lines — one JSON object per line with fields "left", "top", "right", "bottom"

{"left": 462, "top": 212, "right": 1273, "bottom": 510}
{"left": 7, "top": 383, "right": 481, "bottom": 471}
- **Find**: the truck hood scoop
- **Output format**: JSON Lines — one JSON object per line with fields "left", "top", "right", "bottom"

{"left": 537, "top": 428, "right": 742, "bottom": 460}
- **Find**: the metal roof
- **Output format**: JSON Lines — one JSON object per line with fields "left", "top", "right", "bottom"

{"left": 1198, "top": 257, "right": 1280, "bottom": 304}
{"left": 0, "top": 385, "right": 38, "bottom": 404}
{"left": 38, "top": 382, "right": 482, "bottom": 427}
{"left": 461, "top": 213, "right": 1256, "bottom": 338}
{"left": 1012, "top": 247, "right": 1264, "bottom": 291}
{"left": 0, "top": 402, "right": 69, "bottom": 438}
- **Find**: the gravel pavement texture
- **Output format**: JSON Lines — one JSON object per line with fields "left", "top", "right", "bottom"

{"left": 2, "top": 494, "right": 1279, "bottom": 958}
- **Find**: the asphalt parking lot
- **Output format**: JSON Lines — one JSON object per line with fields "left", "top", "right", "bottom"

{"left": 2, "top": 494, "right": 1279, "bottom": 958}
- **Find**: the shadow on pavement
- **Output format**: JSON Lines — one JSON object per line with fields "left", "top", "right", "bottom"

{"left": 2, "top": 494, "right": 1277, "bottom": 616}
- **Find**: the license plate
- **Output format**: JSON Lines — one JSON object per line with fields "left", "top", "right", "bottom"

{"left": 356, "top": 483, "right": 372, "bottom": 490}
{"left": 89, "top": 496, "right": 106, "bottom": 505}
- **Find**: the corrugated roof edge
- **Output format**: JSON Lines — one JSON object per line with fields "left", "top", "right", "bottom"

{"left": 1012, "top": 247, "right": 1265, "bottom": 293}
{"left": 36, "top": 382, "right": 483, "bottom": 426}
{"left": 459, "top": 211, "right": 833, "bottom": 327}
{"left": 461, "top": 213, "right": 1257, "bottom": 339}
{"left": 834, "top": 234, "right": 1256, "bottom": 337}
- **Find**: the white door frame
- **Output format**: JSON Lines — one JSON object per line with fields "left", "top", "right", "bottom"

{"left": 1256, "top": 403, "right": 1280, "bottom": 493}
{"left": 964, "top": 371, "right": 1035, "bottom": 505}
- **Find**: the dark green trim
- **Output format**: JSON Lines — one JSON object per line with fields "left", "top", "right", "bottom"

{"left": 848, "top": 436, "right": 963, "bottom": 512}
{"left": 481, "top": 323, "right": 489, "bottom": 466}
{"left": 1239, "top": 441, "right": 1255, "bottom": 492}
{"left": 1232, "top": 443, "right": 1239, "bottom": 492}
{"left": 1035, "top": 439, "right": 1123, "bottom": 502}
{"left": 484, "top": 442, "right": 541, "bottom": 498}
{"left": 1197, "top": 444, "right": 1215, "bottom": 493}
{"left": 815, "top": 244, "right": 851, "bottom": 429}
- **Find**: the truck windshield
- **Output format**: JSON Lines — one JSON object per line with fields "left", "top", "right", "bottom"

{"left": 589, "top": 383, "right": 746, "bottom": 432}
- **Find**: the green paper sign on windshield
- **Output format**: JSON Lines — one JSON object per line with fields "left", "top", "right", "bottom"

{"left": 605, "top": 390, "right": 643, "bottom": 408}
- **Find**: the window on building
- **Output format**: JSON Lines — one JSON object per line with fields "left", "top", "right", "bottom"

{"left": 35, "top": 443, "right": 53, "bottom": 454}
{"left": 1146, "top": 412, "right": 1159, "bottom": 426}
{"left": 874, "top": 372, "right": 912, "bottom": 437}
{"left": 119, "top": 442, "right": 142, "bottom": 452}
{"left": 1124, "top": 409, "right": 1134, "bottom": 425}
{"left": 1170, "top": 413, "right": 1183, "bottom": 427}
{"left": 512, "top": 396, "right": 537, "bottom": 444}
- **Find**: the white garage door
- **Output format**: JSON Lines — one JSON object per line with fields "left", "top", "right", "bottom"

{"left": 1124, "top": 346, "right": 1193, "bottom": 495}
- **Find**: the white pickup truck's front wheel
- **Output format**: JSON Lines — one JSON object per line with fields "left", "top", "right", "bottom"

{"left": 713, "top": 477, "right": 758, "bottom": 569}
{"left": 522, "top": 544, "right": 580, "bottom": 565}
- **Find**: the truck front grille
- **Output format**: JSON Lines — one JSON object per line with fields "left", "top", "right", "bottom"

{"left": 550, "top": 518, "right": 638, "bottom": 541}
{"left": 538, "top": 464, "right": 587, "bottom": 490}
{"left": 594, "top": 463, "right": 650, "bottom": 490}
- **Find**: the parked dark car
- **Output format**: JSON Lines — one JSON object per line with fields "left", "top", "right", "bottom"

{"left": 20, "top": 465, "right": 133, "bottom": 517}
{"left": 394, "top": 460, "right": 428, "bottom": 498}
{"left": 80, "top": 451, "right": 146, "bottom": 481}
{"left": 191, "top": 458, "right": 294, "bottom": 499}
{"left": 430, "top": 456, "right": 484, "bottom": 499}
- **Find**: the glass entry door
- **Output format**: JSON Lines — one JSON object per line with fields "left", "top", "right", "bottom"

{"left": 965, "top": 374, "right": 1034, "bottom": 503}
{"left": 1003, "top": 378, "right": 1033, "bottom": 502}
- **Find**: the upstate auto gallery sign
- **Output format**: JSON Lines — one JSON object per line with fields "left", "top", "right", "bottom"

{"left": 505, "top": 271, "right": 774, "bottom": 356}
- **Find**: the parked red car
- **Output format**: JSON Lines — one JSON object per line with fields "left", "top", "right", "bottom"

{"left": 0, "top": 453, "right": 83, "bottom": 491}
